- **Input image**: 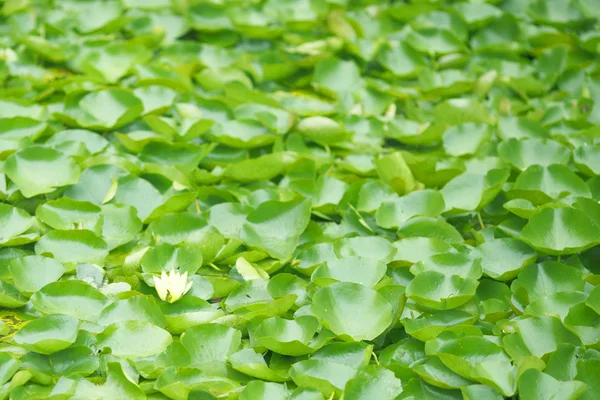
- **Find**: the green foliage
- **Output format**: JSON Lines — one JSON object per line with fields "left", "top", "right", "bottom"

{"left": 0, "top": 0, "right": 600, "bottom": 398}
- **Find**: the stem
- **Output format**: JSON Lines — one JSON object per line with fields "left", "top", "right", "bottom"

{"left": 372, "top": 351, "right": 380, "bottom": 365}
{"left": 477, "top": 212, "right": 485, "bottom": 230}
{"left": 194, "top": 199, "right": 200, "bottom": 213}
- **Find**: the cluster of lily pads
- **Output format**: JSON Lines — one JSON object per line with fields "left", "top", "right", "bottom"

{"left": 1, "top": 0, "right": 600, "bottom": 399}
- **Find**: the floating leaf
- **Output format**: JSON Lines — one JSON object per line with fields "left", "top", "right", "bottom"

{"left": 13, "top": 315, "right": 79, "bottom": 355}
{"left": 498, "top": 139, "right": 571, "bottom": 170}
{"left": 289, "top": 359, "right": 357, "bottom": 398}
{"left": 311, "top": 282, "right": 393, "bottom": 341}
{"left": 4, "top": 146, "right": 81, "bottom": 198}
{"left": 2, "top": 0, "right": 600, "bottom": 397}
{"left": 31, "top": 281, "right": 108, "bottom": 322}
{"left": 510, "top": 165, "right": 590, "bottom": 204}
{"left": 472, "top": 239, "right": 537, "bottom": 281}
{"left": 9, "top": 256, "right": 65, "bottom": 296}
{"left": 253, "top": 316, "right": 326, "bottom": 356}
{"left": 240, "top": 198, "right": 312, "bottom": 261}
{"left": 57, "top": 89, "right": 143, "bottom": 131}
{"left": 35, "top": 230, "right": 109, "bottom": 265}
{"left": 406, "top": 271, "right": 479, "bottom": 311}
{"left": 97, "top": 321, "right": 172, "bottom": 358}
{"left": 398, "top": 217, "right": 464, "bottom": 244}
{"left": 99, "top": 295, "right": 166, "bottom": 328}
{"left": 312, "top": 256, "right": 387, "bottom": 288}
{"left": 517, "top": 369, "right": 586, "bottom": 400}
{"left": 36, "top": 198, "right": 101, "bottom": 230}
{"left": 520, "top": 207, "right": 600, "bottom": 255}
{"left": 376, "top": 190, "right": 445, "bottom": 229}
{"left": 229, "top": 348, "right": 287, "bottom": 382}
{"left": 441, "top": 169, "right": 510, "bottom": 213}
{"left": 180, "top": 324, "right": 241, "bottom": 367}
{"left": 343, "top": 365, "right": 403, "bottom": 400}
{"left": 0, "top": 204, "right": 34, "bottom": 245}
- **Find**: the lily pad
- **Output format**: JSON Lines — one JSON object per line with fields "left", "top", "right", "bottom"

{"left": 520, "top": 207, "right": 600, "bottom": 255}
{"left": 97, "top": 321, "right": 172, "bottom": 359}
{"left": 30, "top": 280, "right": 108, "bottom": 322}
{"left": 35, "top": 230, "right": 109, "bottom": 265}
{"left": 311, "top": 282, "right": 393, "bottom": 341}
{"left": 4, "top": 146, "right": 81, "bottom": 198}
{"left": 13, "top": 315, "right": 79, "bottom": 355}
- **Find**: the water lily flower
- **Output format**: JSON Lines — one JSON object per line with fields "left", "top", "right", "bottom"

{"left": 0, "top": 48, "right": 17, "bottom": 63}
{"left": 153, "top": 269, "right": 192, "bottom": 303}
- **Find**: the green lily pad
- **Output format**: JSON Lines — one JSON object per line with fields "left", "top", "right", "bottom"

{"left": 311, "top": 342, "right": 372, "bottom": 369}
{"left": 435, "top": 337, "right": 516, "bottom": 396}
{"left": 518, "top": 369, "right": 587, "bottom": 400}
{"left": 503, "top": 316, "right": 581, "bottom": 359}
{"left": 74, "top": 362, "right": 146, "bottom": 399}
{"left": 289, "top": 359, "right": 357, "bottom": 398}
{"left": 472, "top": 239, "right": 537, "bottom": 281}
{"left": 253, "top": 316, "right": 326, "bottom": 356}
{"left": 228, "top": 348, "right": 287, "bottom": 382}
{"left": 313, "top": 57, "right": 362, "bottom": 96}
{"left": 376, "top": 189, "right": 445, "bottom": 229}
{"left": 441, "top": 169, "right": 510, "bottom": 213}
{"left": 2, "top": 0, "right": 600, "bottom": 397}
{"left": 9, "top": 255, "right": 65, "bottom": 296}
{"left": 181, "top": 324, "right": 241, "bottom": 368}
{"left": 57, "top": 89, "right": 143, "bottom": 131}
{"left": 510, "top": 165, "right": 590, "bottom": 204}
{"left": 35, "top": 230, "right": 109, "bottom": 265}
{"left": 35, "top": 198, "right": 101, "bottom": 231}
{"left": 13, "top": 315, "right": 79, "bottom": 355}
{"left": 511, "top": 261, "right": 584, "bottom": 309}
{"left": 311, "top": 256, "right": 387, "bottom": 288}
{"left": 160, "top": 296, "right": 224, "bottom": 334}
{"left": 498, "top": 139, "right": 571, "bottom": 170}
{"left": 141, "top": 243, "right": 202, "bottom": 277}
{"left": 398, "top": 217, "right": 464, "bottom": 244}
{"left": 239, "top": 381, "right": 288, "bottom": 400}
{"left": 4, "top": 146, "right": 81, "bottom": 198}
{"left": 99, "top": 204, "right": 143, "bottom": 249}
{"left": 343, "top": 365, "right": 403, "bottom": 400}
{"left": 97, "top": 321, "right": 172, "bottom": 358}
{"left": 520, "top": 207, "right": 600, "bottom": 255}
{"left": 30, "top": 280, "right": 108, "bottom": 322}
{"left": 406, "top": 271, "right": 479, "bottom": 311}
{"left": 574, "top": 144, "right": 600, "bottom": 176}
{"left": 155, "top": 366, "right": 240, "bottom": 399}
{"left": 413, "top": 357, "right": 474, "bottom": 389}
{"left": 206, "top": 120, "right": 278, "bottom": 149}
{"left": 0, "top": 281, "right": 28, "bottom": 308}
{"left": 99, "top": 295, "right": 166, "bottom": 328}
{"left": 433, "top": 98, "right": 493, "bottom": 126}
{"left": 442, "top": 123, "right": 491, "bottom": 157}
{"left": 0, "top": 204, "right": 34, "bottom": 245}
{"left": 311, "top": 282, "right": 393, "bottom": 341}
{"left": 295, "top": 116, "right": 350, "bottom": 146}
{"left": 240, "top": 198, "right": 312, "bottom": 261}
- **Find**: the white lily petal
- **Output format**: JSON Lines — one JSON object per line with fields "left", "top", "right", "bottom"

{"left": 154, "top": 268, "right": 193, "bottom": 303}
{"left": 153, "top": 275, "right": 168, "bottom": 302}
